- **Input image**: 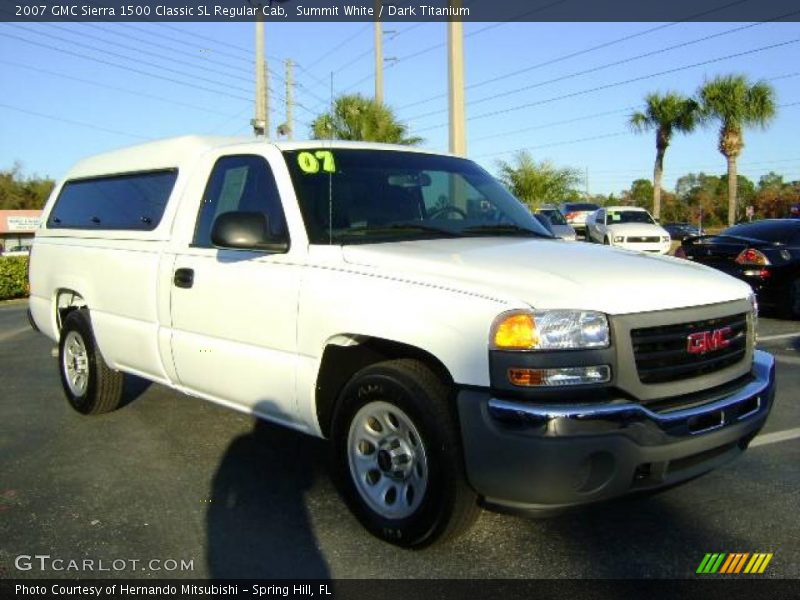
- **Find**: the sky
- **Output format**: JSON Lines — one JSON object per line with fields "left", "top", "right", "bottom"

{"left": 0, "top": 19, "right": 799, "bottom": 195}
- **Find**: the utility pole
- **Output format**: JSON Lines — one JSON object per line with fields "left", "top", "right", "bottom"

{"left": 252, "top": 15, "right": 269, "bottom": 137}
{"left": 448, "top": 0, "right": 466, "bottom": 156}
{"left": 285, "top": 59, "right": 294, "bottom": 140}
{"left": 374, "top": 0, "right": 384, "bottom": 104}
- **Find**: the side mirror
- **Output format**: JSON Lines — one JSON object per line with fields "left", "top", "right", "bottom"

{"left": 210, "top": 211, "right": 289, "bottom": 253}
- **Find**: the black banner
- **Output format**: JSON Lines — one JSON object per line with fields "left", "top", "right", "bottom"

{"left": 2, "top": 579, "right": 799, "bottom": 600}
{"left": 4, "top": 0, "right": 800, "bottom": 22}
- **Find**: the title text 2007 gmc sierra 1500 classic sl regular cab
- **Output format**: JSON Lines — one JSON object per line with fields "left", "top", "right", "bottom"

{"left": 28, "top": 136, "right": 775, "bottom": 547}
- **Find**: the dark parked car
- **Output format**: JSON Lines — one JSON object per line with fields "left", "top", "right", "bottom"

{"left": 662, "top": 222, "right": 702, "bottom": 241}
{"left": 676, "top": 219, "right": 800, "bottom": 318}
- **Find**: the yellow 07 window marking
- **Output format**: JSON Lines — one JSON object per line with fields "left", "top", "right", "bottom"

{"left": 297, "top": 150, "right": 336, "bottom": 174}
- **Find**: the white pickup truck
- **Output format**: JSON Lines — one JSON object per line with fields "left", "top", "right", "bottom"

{"left": 28, "top": 136, "right": 775, "bottom": 548}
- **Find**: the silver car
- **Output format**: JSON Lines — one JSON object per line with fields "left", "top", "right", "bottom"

{"left": 534, "top": 207, "right": 577, "bottom": 241}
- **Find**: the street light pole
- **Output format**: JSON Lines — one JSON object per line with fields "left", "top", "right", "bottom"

{"left": 448, "top": 0, "right": 466, "bottom": 156}
{"left": 252, "top": 15, "right": 269, "bottom": 137}
{"left": 374, "top": 0, "right": 384, "bottom": 104}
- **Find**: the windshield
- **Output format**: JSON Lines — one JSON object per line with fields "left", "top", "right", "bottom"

{"left": 607, "top": 210, "right": 655, "bottom": 225}
{"left": 283, "top": 149, "right": 551, "bottom": 244}
{"left": 536, "top": 209, "right": 567, "bottom": 225}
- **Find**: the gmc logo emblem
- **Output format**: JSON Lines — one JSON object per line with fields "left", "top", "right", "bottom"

{"left": 687, "top": 327, "right": 733, "bottom": 354}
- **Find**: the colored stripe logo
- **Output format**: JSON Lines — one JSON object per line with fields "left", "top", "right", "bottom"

{"left": 697, "top": 553, "right": 773, "bottom": 574}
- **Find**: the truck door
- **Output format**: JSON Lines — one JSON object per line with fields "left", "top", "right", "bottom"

{"left": 168, "top": 154, "right": 301, "bottom": 423}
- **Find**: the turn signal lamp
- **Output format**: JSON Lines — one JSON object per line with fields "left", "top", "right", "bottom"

{"left": 492, "top": 313, "right": 539, "bottom": 350}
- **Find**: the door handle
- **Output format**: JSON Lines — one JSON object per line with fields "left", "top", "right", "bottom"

{"left": 174, "top": 268, "right": 194, "bottom": 289}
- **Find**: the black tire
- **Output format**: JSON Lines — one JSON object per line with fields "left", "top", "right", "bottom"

{"left": 331, "top": 359, "right": 479, "bottom": 548}
{"left": 58, "top": 309, "right": 124, "bottom": 415}
{"left": 603, "top": 236, "right": 610, "bottom": 245}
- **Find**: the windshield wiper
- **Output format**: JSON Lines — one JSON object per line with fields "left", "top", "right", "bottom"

{"left": 461, "top": 224, "right": 552, "bottom": 238}
{"left": 338, "top": 223, "right": 460, "bottom": 237}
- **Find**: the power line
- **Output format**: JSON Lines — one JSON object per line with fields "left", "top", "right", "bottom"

{"left": 4, "top": 23, "right": 253, "bottom": 96}
{"left": 39, "top": 22, "right": 253, "bottom": 85}
{"left": 470, "top": 72, "right": 799, "bottom": 146}
{"left": 80, "top": 22, "right": 253, "bottom": 77}
{"left": 0, "top": 28, "right": 252, "bottom": 102}
{"left": 475, "top": 131, "right": 631, "bottom": 159}
{"left": 475, "top": 101, "right": 799, "bottom": 168}
{"left": 471, "top": 106, "right": 640, "bottom": 143}
{"left": 303, "top": 23, "right": 372, "bottom": 72}
{"left": 412, "top": 38, "right": 800, "bottom": 133}
{"left": 407, "top": 17, "right": 794, "bottom": 122}
{"left": 396, "top": 0, "right": 759, "bottom": 112}
{"left": 0, "top": 59, "right": 235, "bottom": 117}
{"left": 0, "top": 102, "right": 151, "bottom": 140}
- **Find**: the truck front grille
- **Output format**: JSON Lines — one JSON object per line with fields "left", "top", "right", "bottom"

{"left": 631, "top": 313, "right": 748, "bottom": 384}
{"left": 627, "top": 236, "right": 661, "bottom": 243}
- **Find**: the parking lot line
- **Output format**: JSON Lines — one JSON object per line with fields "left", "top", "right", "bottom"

{"left": 758, "top": 332, "right": 800, "bottom": 342}
{"left": 750, "top": 427, "right": 800, "bottom": 448}
{"left": 0, "top": 325, "right": 29, "bottom": 343}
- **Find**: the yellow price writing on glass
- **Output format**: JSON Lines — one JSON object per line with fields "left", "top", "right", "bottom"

{"left": 297, "top": 151, "right": 336, "bottom": 174}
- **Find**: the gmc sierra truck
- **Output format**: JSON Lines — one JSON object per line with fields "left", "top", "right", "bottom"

{"left": 28, "top": 136, "right": 776, "bottom": 547}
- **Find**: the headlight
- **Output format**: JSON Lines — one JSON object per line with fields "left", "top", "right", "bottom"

{"left": 613, "top": 236, "right": 624, "bottom": 243}
{"left": 662, "top": 236, "right": 670, "bottom": 243}
{"left": 491, "top": 309, "right": 610, "bottom": 351}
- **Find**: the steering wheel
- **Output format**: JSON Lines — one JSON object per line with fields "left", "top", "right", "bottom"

{"left": 429, "top": 205, "right": 468, "bottom": 220}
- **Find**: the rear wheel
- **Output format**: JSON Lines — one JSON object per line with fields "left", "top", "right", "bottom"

{"left": 58, "top": 310, "right": 124, "bottom": 415}
{"left": 331, "top": 359, "right": 479, "bottom": 548}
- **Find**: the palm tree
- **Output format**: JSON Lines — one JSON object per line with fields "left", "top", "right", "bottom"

{"left": 496, "top": 150, "right": 583, "bottom": 206}
{"left": 311, "top": 94, "right": 422, "bottom": 145}
{"left": 699, "top": 75, "right": 776, "bottom": 226}
{"left": 629, "top": 92, "right": 699, "bottom": 220}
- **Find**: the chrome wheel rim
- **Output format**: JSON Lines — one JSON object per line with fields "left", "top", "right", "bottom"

{"left": 63, "top": 331, "right": 89, "bottom": 396}
{"left": 347, "top": 401, "right": 428, "bottom": 520}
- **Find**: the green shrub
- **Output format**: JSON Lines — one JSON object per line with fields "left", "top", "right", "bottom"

{"left": 0, "top": 256, "right": 29, "bottom": 300}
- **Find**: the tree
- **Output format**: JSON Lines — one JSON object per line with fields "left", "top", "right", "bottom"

{"left": 758, "top": 171, "right": 784, "bottom": 190}
{"left": 623, "top": 179, "right": 654, "bottom": 210}
{"left": 699, "top": 75, "right": 777, "bottom": 226}
{"left": 0, "top": 162, "right": 54, "bottom": 210}
{"left": 311, "top": 94, "right": 422, "bottom": 145}
{"left": 495, "top": 151, "right": 583, "bottom": 206}
{"left": 629, "top": 92, "right": 698, "bottom": 220}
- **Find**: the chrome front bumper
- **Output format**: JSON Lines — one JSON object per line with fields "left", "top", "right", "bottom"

{"left": 487, "top": 350, "right": 774, "bottom": 443}
{"left": 457, "top": 350, "right": 776, "bottom": 512}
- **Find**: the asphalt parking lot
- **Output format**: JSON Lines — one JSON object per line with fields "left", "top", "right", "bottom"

{"left": 1, "top": 301, "right": 798, "bottom": 579}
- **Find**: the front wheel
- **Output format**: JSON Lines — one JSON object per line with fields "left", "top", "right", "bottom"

{"left": 58, "top": 309, "right": 124, "bottom": 415}
{"left": 603, "top": 236, "right": 610, "bottom": 245}
{"left": 331, "top": 359, "right": 479, "bottom": 548}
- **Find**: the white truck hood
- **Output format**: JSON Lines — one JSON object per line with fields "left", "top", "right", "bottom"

{"left": 341, "top": 237, "right": 751, "bottom": 315}
{"left": 607, "top": 223, "right": 669, "bottom": 237}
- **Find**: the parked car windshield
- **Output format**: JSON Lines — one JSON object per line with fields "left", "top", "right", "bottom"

{"left": 535, "top": 208, "right": 567, "bottom": 225}
{"left": 607, "top": 210, "right": 656, "bottom": 225}
{"left": 283, "top": 149, "right": 552, "bottom": 244}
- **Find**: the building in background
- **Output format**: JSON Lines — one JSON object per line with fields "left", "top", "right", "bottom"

{"left": 0, "top": 210, "right": 42, "bottom": 253}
